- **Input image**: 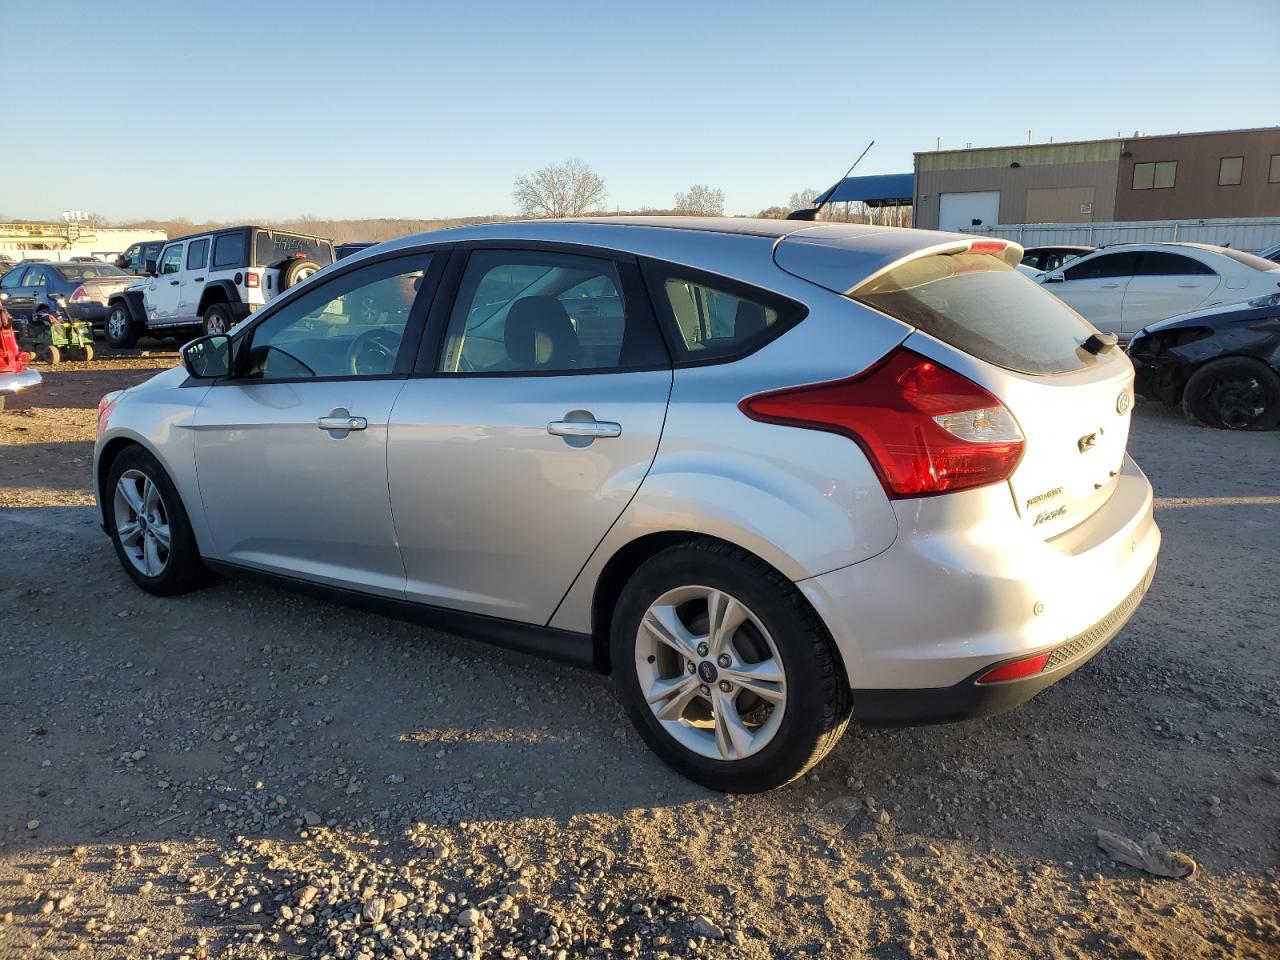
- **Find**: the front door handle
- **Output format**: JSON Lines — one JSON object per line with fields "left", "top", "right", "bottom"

{"left": 548, "top": 419, "right": 621, "bottom": 438}
{"left": 169, "top": 280, "right": 180, "bottom": 286}
{"left": 318, "top": 415, "right": 367, "bottom": 431}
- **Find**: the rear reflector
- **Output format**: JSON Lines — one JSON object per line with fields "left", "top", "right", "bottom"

{"left": 740, "top": 348, "right": 1024, "bottom": 498}
{"left": 975, "top": 652, "right": 1051, "bottom": 684}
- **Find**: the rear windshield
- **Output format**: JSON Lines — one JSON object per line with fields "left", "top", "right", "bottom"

{"left": 53, "top": 263, "right": 130, "bottom": 280}
{"left": 852, "top": 253, "right": 1098, "bottom": 375}
{"left": 1214, "top": 247, "right": 1280, "bottom": 272}
{"left": 254, "top": 231, "right": 334, "bottom": 268}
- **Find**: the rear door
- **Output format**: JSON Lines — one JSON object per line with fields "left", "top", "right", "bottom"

{"left": 1121, "top": 251, "right": 1220, "bottom": 333}
{"left": 387, "top": 246, "right": 672, "bottom": 624}
{"left": 1044, "top": 251, "right": 1142, "bottom": 335}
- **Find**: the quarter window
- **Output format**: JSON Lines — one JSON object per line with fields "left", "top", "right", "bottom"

{"left": 158, "top": 245, "right": 183, "bottom": 275}
{"left": 212, "top": 232, "right": 246, "bottom": 269}
{"left": 1218, "top": 157, "right": 1243, "bottom": 186}
{"left": 437, "top": 250, "right": 665, "bottom": 374}
{"left": 242, "top": 255, "right": 432, "bottom": 381}
{"left": 1132, "top": 161, "right": 1177, "bottom": 190}
{"left": 186, "top": 238, "right": 209, "bottom": 270}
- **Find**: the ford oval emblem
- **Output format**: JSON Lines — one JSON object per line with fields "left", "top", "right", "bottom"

{"left": 1116, "top": 390, "right": 1132, "bottom": 415}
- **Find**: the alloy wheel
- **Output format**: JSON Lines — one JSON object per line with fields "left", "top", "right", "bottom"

{"left": 635, "top": 585, "right": 786, "bottom": 761}
{"left": 107, "top": 310, "right": 126, "bottom": 341}
{"left": 113, "top": 469, "right": 171, "bottom": 577}
{"left": 1206, "top": 375, "right": 1266, "bottom": 429}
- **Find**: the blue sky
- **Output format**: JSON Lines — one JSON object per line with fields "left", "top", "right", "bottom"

{"left": 3, "top": 0, "right": 1276, "bottom": 222}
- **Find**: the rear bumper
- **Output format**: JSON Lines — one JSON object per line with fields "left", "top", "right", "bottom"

{"left": 68, "top": 303, "right": 110, "bottom": 324}
{"left": 851, "top": 562, "right": 1155, "bottom": 724}
{"left": 801, "top": 452, "right": 1161, "bottom": 721}
{"left": 0, "top": 368, "right": 42, "bottom": 394}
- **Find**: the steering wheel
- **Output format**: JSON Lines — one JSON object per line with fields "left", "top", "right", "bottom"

{"left": 347, "top": 328, "right": 400, "bottom": 376}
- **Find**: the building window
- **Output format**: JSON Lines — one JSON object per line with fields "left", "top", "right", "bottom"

{"left": 1132, "top": 161, "right": 1177, "bottom": 190}
{"left": 1218, "top": 157, "right": 1243, "bottom": 186}
{"left": 1270, "top": 155, "right": 1280, "bottom": 184}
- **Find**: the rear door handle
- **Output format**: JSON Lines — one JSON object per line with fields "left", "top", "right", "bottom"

{"left": 318, "top": 415, "right": 367, "bottom": 431}
{"left": 169, "top": 280, "right": 180, "bottom": 286}
{"left": 548, "top": 419, "right": 621, "bottom": 438}
{"left": 1101, "top": 283, "right": 1120, "bottom": 288}
{"left": 1176, "top": 282, "right": 1199, "bottom": 288}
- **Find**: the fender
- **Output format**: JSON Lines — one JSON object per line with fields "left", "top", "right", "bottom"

{"left": 107, "top": 289, "right": 148, "bottom": 326}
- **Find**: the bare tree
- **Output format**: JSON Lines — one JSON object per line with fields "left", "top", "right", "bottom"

{"left": 512, "top": 159, "right": 607, "bottom": 218}
{"left": 673, "top": 184, "right": 725, "bottom": 217}
{"left": 755, "top": 205, "right": 790, "bottom": 219}
{"left": 788, "top": 188, "right": 820, "bottom": 211}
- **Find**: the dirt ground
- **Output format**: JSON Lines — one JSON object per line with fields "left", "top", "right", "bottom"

{"left": 1, "top": 356, "right": 1277, "bottom": 959}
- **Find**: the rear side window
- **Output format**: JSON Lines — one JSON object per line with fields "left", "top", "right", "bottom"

{"left": 852, "top": 254, "right": 1097, "bottom": 375}
{"left": 186, "top": 238, "right": 209, "bottom": 270}
{"left": 643, "top": 263, "right": 803, "bottom": 363}
{"left": 212, "top": 233, "right": 246, "bottom": 269}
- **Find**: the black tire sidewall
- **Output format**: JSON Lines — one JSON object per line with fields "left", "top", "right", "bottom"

{"left": 611, "top": 544, "right": 847, "bottom": 792}
{"left": 105, "top": 447, "right": 206, "bottom": 596}
{"left": 202, "top": 304, "right": 232, "bottom": 337}
{"left": 1183, "top": 358, "right": 1280, "bottom": 430}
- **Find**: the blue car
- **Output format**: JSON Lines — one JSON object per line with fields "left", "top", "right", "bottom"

{"left": 0, "top": 259, "right": 136, "bottom": 327}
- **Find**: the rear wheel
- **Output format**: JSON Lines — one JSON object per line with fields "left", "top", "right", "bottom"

{"left": 106, "top": 446, "right": 209, "bottom": 595}
{"left": 105, "top": 303, "right": 140, "bottom": 348}
{"left": 611, "top": 540, "right": 851, "bottom": 792}
{"left": 1182, "top": 357, "right": 1280, "bottom": 430}
{"left": 202, "top": 303, "right": 233, "bottom": 336}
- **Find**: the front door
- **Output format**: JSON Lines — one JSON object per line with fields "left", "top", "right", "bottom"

{"left": 1046, "top": 250, "right": 1142, "bottom": 335}
{"left": 388, "top": 247, "right": 672, "bottom": 624}
{"left": 178, "top": 237, "right": 210, "bottom": 323}
{"left": 192, "top": 252, "right": 437, "bottom": 596}
{"left": 147, "top": 242, "right": 185, "bottom": 320}
{"left": 1, "top": 265, "right": 41, "bottom": 317}
{"left": 1121, "top": 251, "right": 1220, "bottom": 334}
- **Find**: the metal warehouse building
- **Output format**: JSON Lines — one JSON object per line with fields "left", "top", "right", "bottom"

{"left": 914, "top": 127, "right": 1280, "bottom": 233}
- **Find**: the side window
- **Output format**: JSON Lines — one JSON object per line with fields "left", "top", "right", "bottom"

{"left": 25, "top": 267, "right": 48, "bottom": 287}
{"left": 159, "top": 245, "right": 184, "bottom": 275}
{"left": 1063, "top": 252, "right": 1141, "bottom": 281}
{"left": 0, "top": 269, "right": 23, "bottom": 289}
{"left": 212, "top": 233, "right": 246, "bottom": 269}
{"left": 437, "top": 250, "right": 665, "bottom": 374}
{"left": 648, "top": 268, "right": 794, "bottom": 362}
{"left": 186, "top": 238, "right": 209, "bottom": 270}
{"left": 121, "top": 244, "right": 139, "bottom": 268}
{"left": 242, "top": 255, "right": 431, "bottom": 381}
{"left": 1135, "top": 253, "right": 1216, "bottom": 277}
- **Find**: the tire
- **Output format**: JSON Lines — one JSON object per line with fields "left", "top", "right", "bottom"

{"left": 38, "top": 344, "right": 61, "bottom": 364}
{"left": 1182, "top": 357, "right": 1280, "bottom": 430}
{"left": 105, "top": 446, "right": 210, "bottom": 596}
{"left": 202, "top": 303, "right": 234, "bottom": 337}
{"left": 611, "top": 540, "right": 851, "bottom": 792}
{"left": 80, "top": 344, "right": 94, "bottom": 362}
{"left": 105, "top": 303, "right": 140, "bottom": 349}
{"left": 278, "top": 258, "right": 320, "bottom": 292}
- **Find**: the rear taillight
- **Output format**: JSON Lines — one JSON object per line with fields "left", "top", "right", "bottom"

{"left": 740, "top": 348, "right": 1024, "bottom": 498}
{"left": 245, "top": 272, "right": 260, "bottom": 288}
{"left": 70, "top": 286, "right": 90, "bottom": 303}
{"left": 975, "top": 652, "right": 1051, "bottom": 684}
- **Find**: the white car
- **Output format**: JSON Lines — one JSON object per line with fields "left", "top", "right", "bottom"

{"left": 1036, "top": 243, "right": 1280, "bottom": 338}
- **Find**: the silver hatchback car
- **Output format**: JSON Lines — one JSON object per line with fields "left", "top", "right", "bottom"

{"left": 94, "top": 218, "right": 1160, "bottom": 792}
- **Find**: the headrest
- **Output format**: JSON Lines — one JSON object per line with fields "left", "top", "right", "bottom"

{"left": 505, "top": 296, "right": 577, "bottom": 368}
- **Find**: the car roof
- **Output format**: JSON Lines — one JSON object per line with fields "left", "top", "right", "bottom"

{"left": 1092, "top": 241, "right": 1234, "bottom": 255}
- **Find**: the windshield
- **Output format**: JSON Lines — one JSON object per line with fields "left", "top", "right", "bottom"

{"left": 53, "top": 263, "right": 130, "bottom": 280}
{"left": 853, "top": 253, "right": 1099, "bottom": 375}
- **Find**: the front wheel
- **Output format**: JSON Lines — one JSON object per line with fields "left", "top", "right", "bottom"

{"left": 106, "top": 446, "right": 210, "bottom": 595}
{"left": 611, "top": 540, "right": 851, "bottom": 792}
{"left": 105, "top": 304, "right": 140, "bottom": 348}
{"left": 1182, "top": 357, "right": 1280, "bottom": 430}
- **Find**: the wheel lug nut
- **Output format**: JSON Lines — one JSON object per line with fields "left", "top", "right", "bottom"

{"left": 698, "top": 684, "right": 710, "bottom": 696}
{"left": 686, "top": 661, "right": 696, "bottom": 674}
{"left": 696, "top": 642, "right": 709, "bottom": 657}
{"left": 717, "top": 654, "right": 731, "bottom": 668}
{"left": 719, "top": 680, "right": 732, "bottom": 693}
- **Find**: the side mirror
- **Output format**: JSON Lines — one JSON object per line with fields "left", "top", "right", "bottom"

{"left": 145, "top": 259, "right": 158, "bottom": 276}
{"left": 181, "top": 335, "right": 231, "bottom": 379}
{"left": 1042, "top": 272, "right": 1064, "bottom": 284}
{"left": 114, "top": 256, "right": 127, "bottom": 268}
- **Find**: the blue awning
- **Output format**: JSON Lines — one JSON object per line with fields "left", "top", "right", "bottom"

{"left": 816, "top": 173, "right": 914, "bottom": 207}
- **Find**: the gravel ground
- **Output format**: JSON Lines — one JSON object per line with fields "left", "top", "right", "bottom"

{"left": 1, "top": 358, "right": 1277, "bottom": 959}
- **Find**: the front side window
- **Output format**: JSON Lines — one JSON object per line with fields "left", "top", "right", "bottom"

{"left": 242, "top": 255, "right": 431, "bottom": 381}
{"left": 438, "top": 250, "right": 664, "bottom": 373}
{"left": 212, "top": 232, "right": 246, "bottom": 269}
{"left": 0, "top": 269, "right": 23, "bottom": 289}
{"left": 1134, "top": 253, "right": 1215, "bottom": 277}
{"left": 187, "top": 238, "right": 209, "bottom": 270}
{"left": 1062, "top": 251, "right": 1142, "bottom": 281}
{"left": 1132, "top": 160, "right": 1177, "bottom": 190}
{"left": 159, "top": 245, "right": 184, "bottom": 275}
{"left": 1218, "top": 156, "right": 1243, "bottom": 186}
{"left": 121, "top": 244, "right": 141, "bottom": 268}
